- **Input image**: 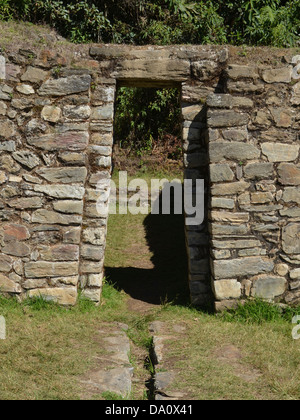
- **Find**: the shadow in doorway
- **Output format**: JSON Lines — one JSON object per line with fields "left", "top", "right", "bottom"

{"left": 105, "top": 187, "right": 190, "bottom": 306}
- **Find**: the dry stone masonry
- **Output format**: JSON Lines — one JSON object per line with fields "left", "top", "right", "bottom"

{"left": 0, "top": 43, "right": 299, "bottom": 310}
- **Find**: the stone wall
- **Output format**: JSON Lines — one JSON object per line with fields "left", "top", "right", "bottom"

{"left": 208, "top": 61, "right": 300, "bottom": 311}
{"left": 0, "top": 42, "right": 299, "bottom": 310}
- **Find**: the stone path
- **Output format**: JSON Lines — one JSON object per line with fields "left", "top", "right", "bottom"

{"left": 80, "top": 322, "right": 134, "bottom": 399}
{"left": 149, "top": 321, "right": 188, "bottom": 400}
{"left": 79, "top": 319, "right": 190, "bottom": 400}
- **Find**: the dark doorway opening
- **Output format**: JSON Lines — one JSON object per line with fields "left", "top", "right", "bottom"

{"left": 104, "top": 86, "right": 190, "bottom": 308}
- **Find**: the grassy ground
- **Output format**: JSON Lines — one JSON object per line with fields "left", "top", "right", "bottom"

{"left": 0, "top": 165, "right": 300, "bottom": 400}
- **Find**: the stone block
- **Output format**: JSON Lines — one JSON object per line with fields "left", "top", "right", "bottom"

{"left": 262, "top": 67, "right": 292, "bottom": 84}
{"left": 251, "top": 275, "right": 287, "bottom": 299}
{"left": 24, "top": 262, "right": 79, "bottom": 278}
{"left": 0, "top": 274, "right": 21, "bottom": 293}
{"left": 210, "top": 163, "right": 234, "bottom": 182}
{"left": 36, "top": 167, "right": 87, "bottom": 184}
{"left": 282, "top": 224, "right": 300, "bottom": 255}
{"left": 213, "top": 257, "right": 274, "bottom": 280}
{"left": 278, "top": 164, "right": 300, "bottom": 186}
{"left": 209, "top": 142, "right": 260, "bottom": 162}
{"left": 244, "top": 163, "right": 274, "bottom": 180}
{"left": 207, "top": 110, "right": 249, "bottom": 128}
{"left": 27, "top": 287, "right": 77, "bottom": 306}
{"left": 262, "top": 143, "right": 299, "bottom": 162}
{"left": 38, "top": 75, "right": 91, "bottom": 96}
{"left": 213, "top": 279, "right": 241, "bottom": 300}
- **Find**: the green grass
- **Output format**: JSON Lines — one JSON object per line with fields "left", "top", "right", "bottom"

{"left": 1, "top": 168, "right": 300, "bottom": 400}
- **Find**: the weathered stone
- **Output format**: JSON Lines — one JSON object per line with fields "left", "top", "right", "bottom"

{"left": 82, "top": 227, "right": 106, "bottom": 246}
{"left": 32, "top": 209, "right": 82, "bottom": 225}
{"left": 33, "top": 185, "right": 85, "bottom": 199}
{"left": 27, "top": 287, "right": 77, "bottom": 306}
{"left": 11, "top": 98, "right": 34, "bottom": 110}
{"left": 244, "top": 163, "right": 274, "bottom": 180}
{"left": 207, "top": 94, "right": 253, "bottom": 108}
{"left": 59, "top": 152, "right": 86, "bottom": 165}
{"left": 290, "top": 269, "right": 300, "bottom": 280}
{"left": 278, "top": 164, "right": 300, "bottom": 186}
{"left": 24, "top": 262, "right": 78, "bottom": 278}
{"left": 2, "top": 223, "right": 30, "bottom": 241}
{"left": 7, "top": 197, "right": 43, "bottom": 209}
{"left": 210, "top": 224, "right": 249, "bottom": 236}
{"left": 53, "top": 200, "right": 83, "bottom": 214}
{"left": 81, "top": 244, "right": 104, "bottom": 261}
{"left": 41, "top": 105, "right": 62, "bottom": 122}
{"left": 210, "top": 211, "right": 249, "bottom": 223}
{"left": 209, "top": 142, "right": 260, "bottom": 162}
{"left": 2, "top": 241, "right": 30, "bottom": 257}
{"left": 269, "top": 107, "right": 293, "bottom": 128}
{"left": 227, "top": 65, "right": 259, "bottom": 80}
{"left": 0, "top": 255, "right": 13, "bottom": 272}
{"left": 275, "top": 264, "right": 289, "bottom": 277}
{"left": 291, "top": 82, "right": 300, "bottom": 105}
{"left": 0, "top": 171, "right": 7, "bottom": 184}
{"left": 280, "top": 208, "right": 300, "bottom": 218}
{"left": 282, "top": 187, "right": 300, "bottom": 204}
{"left": 207, "top": 110, "right": 249, "bottom": 127}
{"left": 222, "top": 128, "right": 248, "bottom": 141}
{"left": 0, "top": 155, "right": 20, "bottom": 173}
{"left": 16, "top": 84, "right": 35, "bottom": 95}
{"left": 23, "top": 279, "right": 48, "bottom": 289}
{"left": 38, "top": 75, "right": 91, "bottom": 96}
{"left": 212, "top": 239, "right": 261, "bottom": 249}
{"left": 63, "top": 227, "right": 81, "bottom": 244}
{"left": 262, "top": 67, "right": 292, "bottom": 84}
{"left": 211, "top": 198, "right": 235, "bottom": 209}
{"left": 262, "top": 143, "right": 299, "bottom": 162}
{"left": 80, "top": 261, "right": 104, "bottom": 274}
{"left": 0, "top": 274, "right": 22, "bottom": 293}
{"left": 0, "top": 120, "right": 16, "bottom": 139}
{"left": 12, "top": 150, "right": 40, "bottom": 169}
{"left": 251, "top": 275, "right": 287, "bottom": 299}
{"left": 27, "top": 132, "right": 89, "bottom": 152}
{"left": 87, "top": 273, "right": 103, "bottom": 287}
{"left": 40, "top": 244, "right": 79, "bottom": 261}
{"left": 91, "top": 104, "right": 114, "bottom": 121}
{"left": 282, "top": 224, "right": 300, "bottom": 255}
{"left": 0, "top": 141, "right": 16, "bottom": 152}
{"left": 211, "top": 181, "right": 250, "bottom": 196}
{"left": 213, "top": 257, "right": 274, "bottom": 280}
{"left": 21, "top": 66, "right": 48, "bottom": 84}
{"left": 36, "top": 167, "right": 87, "bottom": 184}
{"left": 64, "top": 105, "right": 91, "bottom": 120}
{"left": 210, "top": 163, "right": 234, "bottom": 183}
{"left": 0, "top": 101, "right": 7, "bottom": 116}
{"left": 213, "top": 279, "right": 241, "bottom": 300}
{"left": 250, "top": 192, "right": 273, "bottom": 204}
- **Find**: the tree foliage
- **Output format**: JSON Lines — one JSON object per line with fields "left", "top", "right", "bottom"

{"left": 1, "top": 0, "right": 299, "bottom": 47}
{"left": 114, "top": 87, "right": 181, "bottom": 155}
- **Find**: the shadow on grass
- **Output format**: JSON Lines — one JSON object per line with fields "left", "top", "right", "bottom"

{"left": 105, "top": 189, "right": 190, "bottom": 306}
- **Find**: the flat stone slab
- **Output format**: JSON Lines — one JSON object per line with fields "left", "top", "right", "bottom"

{"left": 81, "top": 367, "right": 132, "bottom": 398}
{"left": 80, "top": 323, "right": 133, "bottom": 399}
{"left": 149, "top": 321, "right": 188, "bottom": 400}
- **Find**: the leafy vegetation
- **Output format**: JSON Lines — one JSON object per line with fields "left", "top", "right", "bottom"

{"left": 114, "top": 87, "right": 181, "bottom": 154}
{"left": 1, "top": 0, "right": 299, "bottom": 47}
